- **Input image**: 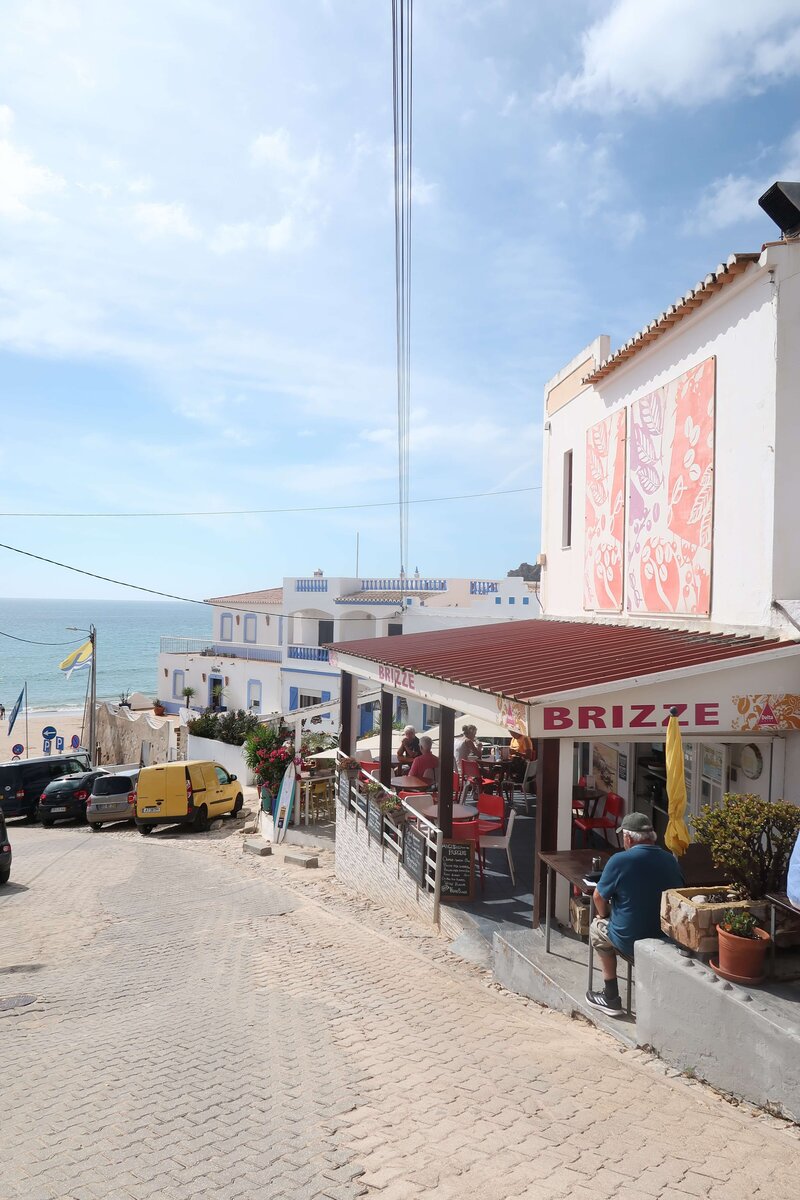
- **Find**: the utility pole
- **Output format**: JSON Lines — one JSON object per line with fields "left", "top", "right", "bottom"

{"left": 88, "top": 623, "right": 97, "bottom": 766}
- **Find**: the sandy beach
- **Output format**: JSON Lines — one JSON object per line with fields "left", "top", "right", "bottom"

{"left": 0, "top": 708, "right": 88, "bottom": 762}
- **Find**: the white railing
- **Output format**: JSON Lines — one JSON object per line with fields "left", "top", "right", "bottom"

{"left": 287, "top": 644, "right": 330, "bottom": 662}
{"left": 295, "top": 578, "right": 328, "bottom": 592}
{"left": 359, "top": 578, "right": 447, "bottom": 592}
{"left": 159, "top": 636, "right": 281, "bottom": 663}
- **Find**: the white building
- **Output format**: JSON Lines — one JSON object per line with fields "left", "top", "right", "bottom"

{"left": 157, "top": 572, "right": 539, "bottom": 733}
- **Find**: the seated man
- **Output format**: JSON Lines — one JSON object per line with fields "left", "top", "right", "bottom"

{"left": 509, "top": 731, "right": 535, "bottom": 784}
{"left": 586, "top": 812, "right": 684, "bottom": 1017}
{"left": 409, "top": 736, "right": 438, "bottom": 784}
{"left": 396, "top": 725, "right": 421, "bottom": 773}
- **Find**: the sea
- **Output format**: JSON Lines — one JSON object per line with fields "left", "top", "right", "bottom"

{"left": 0, "top": 599, "right": 209, "bottom": 712}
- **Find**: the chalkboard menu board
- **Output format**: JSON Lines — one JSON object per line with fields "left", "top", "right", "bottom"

{"left": 367, "top": 797, "right": 383, "bottom": 841}
{"left": 338, "top": 772, "right": 351, "bottom": 809}
{"left": 403, "top": 824, "right": 427, "bottom": 887}
{"left": 440, "top": 839, "right": 474, "bottom": 901}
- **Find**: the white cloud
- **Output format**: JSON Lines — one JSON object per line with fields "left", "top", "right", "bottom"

{"left": 210, "top": 213, "right": 301, "bottom": 254}
{"left": 684, "top": 127, "right": 800, "bottom": 233}
{"left": 0, "top": 127, "right": 65, "bottom": 220}
{"left": 133, "top": 201, "right": 199, "bottom": 241}
{"left": 0, "top": 104, "right": 13, "bottom": 135}
{"left": 546, "top": 0, "right": 800, "bottom": 112}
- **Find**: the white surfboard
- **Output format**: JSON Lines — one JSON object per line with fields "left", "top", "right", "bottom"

{"left": 273, "top": 762, "right": 296, "bottom": 844}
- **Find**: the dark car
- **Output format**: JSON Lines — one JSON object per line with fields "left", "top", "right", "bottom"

{"left": 0, "top": 809, "right": 11, "bottom": 885}
{"left": 38, "top": 771, "right": 107, "bottom": 826}
{"left": 0, "top": 753, "right": 92, "bottom": 821}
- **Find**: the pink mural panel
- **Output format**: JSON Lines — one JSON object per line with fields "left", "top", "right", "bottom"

{"left": 584, "top": 409, "right": 626, "bottom": 611}
{"left": 627, "top": 357, "right": 716, "bottom": 616}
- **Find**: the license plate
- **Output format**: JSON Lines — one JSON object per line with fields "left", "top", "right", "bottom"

{"left": 98, "top": 802, "right": 121, "bottom": 811}
{"left": 142, "top": 806, "right": 159, "bottom": 813}
{"left": 51, "top": 807, "right": 67, "bottom": 814}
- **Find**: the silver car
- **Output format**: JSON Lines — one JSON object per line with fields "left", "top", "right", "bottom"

{"left": 86, "top": 770, "right": 140, "bottom": 829}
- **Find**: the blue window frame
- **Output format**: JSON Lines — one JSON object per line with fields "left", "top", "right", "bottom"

{"left": 243, "top": 613, "right": 257, "bottom": 643}
{"left": 220, "top": 612, "right": 233, "bottom": 641}
{"left": 508, "top": 596, "right": 515, "bottom": 604}
{"left": 247, "top": 679, "right": 262, "bottom": 709}
{"left": 495, "top": 596, "right": 502, "bottom": 605}
{"left": 172, "top": 669, "right": 185, "bottom": 700}
{"left": 523, "top": 596, "right": 529, "bottom": 605}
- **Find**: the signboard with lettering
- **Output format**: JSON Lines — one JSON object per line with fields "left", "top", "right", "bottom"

{"left": 402, "top": 824, "right": 427, "bottom": 887}
{"left": 367, "top": 797, "right": 383, "bottom": 842}
{"left": 440, "top": 839, "right": 474, "bottom": 901}
{"left": 338, "top": 772, "right": 351, "bottom": 809}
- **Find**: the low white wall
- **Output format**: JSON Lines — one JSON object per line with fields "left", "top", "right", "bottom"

{"left": 186, "top": 735, "right": 254, "bottom": 785}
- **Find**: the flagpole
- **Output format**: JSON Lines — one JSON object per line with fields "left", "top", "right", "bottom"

{"left": 88, "top": 625, "right": 97, "bottom": 767}
{"left": 24, "top": 681, "right": 29, "bottom": 759}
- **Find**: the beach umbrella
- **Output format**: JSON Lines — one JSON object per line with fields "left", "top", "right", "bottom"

{"left": 665, "top": 706, "right": 690, "bottom": 857}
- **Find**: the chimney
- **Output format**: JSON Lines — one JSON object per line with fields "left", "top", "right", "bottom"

{"left": 758, "top": 181, "right": 800, "bottom": 239}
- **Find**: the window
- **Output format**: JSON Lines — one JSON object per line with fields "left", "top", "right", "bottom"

{"left": 318, "top": 619, "right": 334, "bottom": 646}
{"left": 495, "top": 596, "right": 502, "bottom": 605}
{"left": 243, "top": 613, "right": 257, "bottom": 643}
{"left": 247, "top": 680, "right": 262, "bottom": 710}
{"left": 220, "top": 612, "right": 233, "bottom": 641}
{"left": 388, "top": 623, "right": 402, "bottom": 636}
{"left": 522, "top": 596, "right": 529, "bottom": 605}
{"left": 214, "top": 766, "right": 230, "bottom": 785}
{"left": 299, "top": 692, "right": 321, "bottom": 709}
{"left": 562, "top": 449, "right": 573, "bottom": 548}
{"left": 508, "top": 596, "right": 515, "bottom": 605}
{"left": 172, "top": 669, "right": 185, "bottom": 699}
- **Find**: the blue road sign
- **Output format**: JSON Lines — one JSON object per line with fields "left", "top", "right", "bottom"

{"left": 12, "top": 743, "right": 24, "bottom": 756}
{"left": 56, "top": 736, "right": 65, "bottom": 751}
{"left": 43, "top": 739, "right": 52, "bottom": 755}
{"left": 70, "top": 734, "right": 80, "bottom": 750}
{"left": 42, "top": 725, "right": 57, "bottom": 740}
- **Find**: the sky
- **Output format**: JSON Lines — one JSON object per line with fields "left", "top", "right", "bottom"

{"left": 2, "top": 0, "right": 800, "bottom": 601}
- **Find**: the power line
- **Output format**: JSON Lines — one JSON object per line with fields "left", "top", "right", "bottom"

{"left": 0, "top": 484, "right": 539, "bottom": 520}
{"left": 0, "top": 629, "right": 83, "bottom": 647}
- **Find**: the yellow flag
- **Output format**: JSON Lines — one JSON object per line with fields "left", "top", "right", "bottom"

{"left": 665, "top": 710, "right": 690, "bottom": 857}
{"left": 59, "top": 640, "right": 93, "bottom": 679}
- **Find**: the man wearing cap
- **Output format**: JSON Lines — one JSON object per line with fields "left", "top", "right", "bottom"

{"left": 586, "top": 812, "right": 684, "bottom": 1017}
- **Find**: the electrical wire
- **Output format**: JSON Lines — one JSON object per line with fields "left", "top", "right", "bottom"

{"left": 0, "top": 484, "right": 538, "bottom": 519}
{"left": 0, "top": 628, "right": 84, "bottom": 647}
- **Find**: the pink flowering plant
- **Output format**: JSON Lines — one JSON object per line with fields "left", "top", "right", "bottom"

{"left": 244, "top": 725, "right": 294, "bottom": 795}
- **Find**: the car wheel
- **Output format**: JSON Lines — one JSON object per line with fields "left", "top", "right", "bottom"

{"left": 24, "top": 811, "right": 38, "bottom": 824}
{"left": 91, "top": 822, "right": 103, "bottom": 831}
{"left": 0, "top": 870, "right": 9, "bottom": 887}
{"left": 41, "top": 819, "right": 54, "bottom": 828}
{"left": 192, "top": 805, "right": 209, "bottom": 833}
{"left": 138, "top": 824, "right": 153, "bottom": 836}
{"left": 231, "top": 793, "right": 243, "bottom": 818}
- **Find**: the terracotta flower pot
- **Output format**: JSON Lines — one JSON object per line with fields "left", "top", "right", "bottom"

{"left": 716, "top": 923, "right": 770, "bottom": 983}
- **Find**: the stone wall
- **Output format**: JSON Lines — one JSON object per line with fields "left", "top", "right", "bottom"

{"left": 335, "top": 804, "right": 462, "bottom": 940}
{"left": 95, "top": 704, "right": 173, "bottom": 768}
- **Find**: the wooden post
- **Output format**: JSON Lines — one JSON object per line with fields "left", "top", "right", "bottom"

{"left": 438, "top": 705, "right": 455, "bottom": 839}
{"left": 339, "top": 671, "right": 354, "bottom": 755}
{"left": 532, "top": 738, "right": 560, "bottom": 927}
{"left": 379, "top": 688, "right": 393, "bottom": 787}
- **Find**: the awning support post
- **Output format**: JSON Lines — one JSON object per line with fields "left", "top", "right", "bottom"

{"left": 532, "top": 737, "right": 559, "bottom": 927}
{"left": 438, "top": 705, "right": 455, "bottom": 839}
{"left": 379, "top": 688, "right": 393, "bottom": 787}
{"left": 339, "top": 671, "right": 355, "bottom": 755}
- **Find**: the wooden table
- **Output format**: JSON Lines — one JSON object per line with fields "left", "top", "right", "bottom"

{"left": 390, "top": 775, "right": 430, "bottom": 791}
{"left": 413, "top": 801, "right": 476, "bottom": 823}
{"left": 296, "top": 772, "right": 334, "bottom": 825}
{"left": 538, "top": 849, "right": 612, "bottom": 955}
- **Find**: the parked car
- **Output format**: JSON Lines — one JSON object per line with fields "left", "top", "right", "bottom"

{"left": 0, "top": 808, "right": 11, "bottom": 885}
{"left": 38, "top": 771, "right": 107, "bottom": 826}
{"left": 135, "top": 760, "right": 243, "bottom": 835}
{"left": 86, "top": 770, "right": 141, "bottom": 829}
{"left": 0, "top": 753, "right": 92, "bottom": 821}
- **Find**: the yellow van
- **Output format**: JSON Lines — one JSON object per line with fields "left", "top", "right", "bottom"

{"left": 135, "top": 760, "right": 243, "bottom": 835}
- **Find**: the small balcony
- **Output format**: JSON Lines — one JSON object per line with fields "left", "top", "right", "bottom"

{"left": 295, "top": 578, "right": 328, "bottom": 592}
{"left": 359, "top": 577, "right": 446, "bottom": 592}
{"left": 159, "top": 636, "right": 281, "bottom": 663}
{"left": 286, "top": 644, "right": 330, "bottom": 662}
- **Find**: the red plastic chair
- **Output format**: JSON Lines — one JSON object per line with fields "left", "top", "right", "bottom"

{"left": 451, "top": 817, "right": 484, "bottom": 889}
{"left": 460, "top": 759, "right": 494, "bottom": 802}
{"left": 574, "top": 792, "right": 624, "bottom": 848}
{"left": 476, "top": 793, "right": 504, "bottom": 836}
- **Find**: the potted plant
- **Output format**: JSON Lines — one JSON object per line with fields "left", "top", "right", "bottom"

{"left": 181, "top": 685, "right": 197, "bottom": 711}
{"left": 339, "top": 756, "right": 361, "bottom": 780}
{"left": 691, "top": 793, "right": 800, "bottom": 900}
{"left": 715, "top": 907, "right": 770, "bottom": 983}
{"left": 118, "top": 690, "right": 131, "bottom": 708}
{"left": 153, "top": 698, "right": 166, "bottom": 716}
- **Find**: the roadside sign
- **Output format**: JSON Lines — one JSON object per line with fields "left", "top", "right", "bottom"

{"left": 56, "top": 736, "right": 65, "bottom": 752}
{"left": 42, "top": 725, "right": 57, "bottom": 740}
{"left": 70, "top": 734, "right": 80, "bottom": 750}
{"left": 11, "top": 743, "right": 24, "bottom": 756}
{"left": 43, "top": 739, "right": 52, "bottom": 755}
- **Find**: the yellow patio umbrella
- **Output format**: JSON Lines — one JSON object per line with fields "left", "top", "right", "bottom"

{"left": 665, "top": 706, "right": 690, "bottom": 856}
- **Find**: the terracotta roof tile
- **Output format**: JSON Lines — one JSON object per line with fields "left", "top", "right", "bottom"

{"left": 205, "top": 587, "right": 283, "bottom": 606}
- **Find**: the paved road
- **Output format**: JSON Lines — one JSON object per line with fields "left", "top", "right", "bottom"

{"left": 2, "top": 822, "right": 799, "bottom": 1200}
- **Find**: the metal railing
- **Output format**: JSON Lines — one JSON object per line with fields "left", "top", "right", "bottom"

{"left": 470, "top": 580, "right": 499, "bottom": 594}
{"left": 159, "top": 636, "right": 281, "bottom": 663}
{"left": 295, "top": 578, "right": 328, "bottom": 592}
{"left": 359, "top": 578, "right": 446, "bottom": 592}
{"left": 286, "top": 644, "right": 330, "bottom": 662}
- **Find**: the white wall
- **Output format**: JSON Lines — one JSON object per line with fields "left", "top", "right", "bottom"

{"left": 541, "top": 255, "right": 783, "bottom": 631}
{"left": 158, "top": 653, "right": 282, "bottom": 715}
{"left": 211, "top": 605, "right": 281, "bottom": 647}
{"left": 186, "top": 735, "right": 254, "bottom": 784}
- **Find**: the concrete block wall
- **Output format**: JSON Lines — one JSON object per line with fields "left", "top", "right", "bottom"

{"left": 335, "top": 805, "right": 462, "bottom": 939}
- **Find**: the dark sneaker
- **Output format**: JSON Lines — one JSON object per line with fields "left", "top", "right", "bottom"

{"left": 585, "top": 989, "right": 624, "bottom": 1017}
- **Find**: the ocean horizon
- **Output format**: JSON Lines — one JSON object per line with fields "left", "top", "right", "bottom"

{"left": 0, "top": 598, "right": 210, "bottom": 711}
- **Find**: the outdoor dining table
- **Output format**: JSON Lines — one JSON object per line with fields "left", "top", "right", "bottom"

{"left": 412, "top": 801, "right": 476, "bottom": 823}
{"left": 390, "top": 775, "right": 431, "bottom": 790}
{"left": 537, "top": 849, "right": 612, "bottom": 970}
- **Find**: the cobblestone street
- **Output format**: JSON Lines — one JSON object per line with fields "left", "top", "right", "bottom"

{"left": 2, "top": 820, "right": 799, "bottom": 1200}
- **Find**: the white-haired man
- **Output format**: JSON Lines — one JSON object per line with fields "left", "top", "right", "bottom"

{"left": 396, "top": 725, "right": 421, "bottom": 773}
{"left": 409, "top": 735, "right": 439, "bottom": 785}
{"left": 586, "top": 812, "right": 683, "bottom": 1017}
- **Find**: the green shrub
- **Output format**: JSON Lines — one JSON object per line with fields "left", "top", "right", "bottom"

{"left": 719, "top": 908, "right": 759, "bottom": 940}
{"left": 691, "top": 793, "right": 800, "bottom": 899}
{"left": 186, "top": 709, "right": 260, "bottom": 746}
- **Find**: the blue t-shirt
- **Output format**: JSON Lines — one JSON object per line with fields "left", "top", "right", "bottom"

{"left": 787, "top": 830, "right": 800, "bottom": 910}
{"left": 597, "top": 844, "right": 684, "bottom": 958}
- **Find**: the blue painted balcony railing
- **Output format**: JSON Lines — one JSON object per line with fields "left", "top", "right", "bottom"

{"left": 295, "top": 578, "right": 328, "bottom": 592}
{"left": 469, "top": 580, "right": 499, "bottom": 595}
{"left": 287, "top": 644, "right": 330, "bottom": 662}
{"left": 359, "top": 578, "right": 446, "bottom": 591}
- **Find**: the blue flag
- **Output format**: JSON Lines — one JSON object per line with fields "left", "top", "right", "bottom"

{"left": 7, "top": 686, "right": 25, "bottom": 736}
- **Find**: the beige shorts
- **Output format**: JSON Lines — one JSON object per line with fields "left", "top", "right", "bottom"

{"left": 590, "top": 917, "right": 619, "bottom": 958}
